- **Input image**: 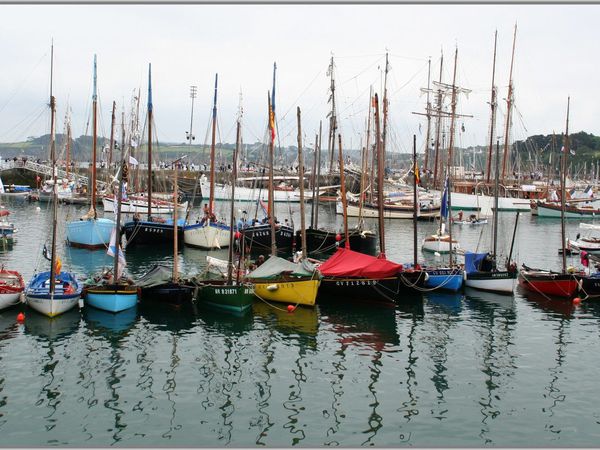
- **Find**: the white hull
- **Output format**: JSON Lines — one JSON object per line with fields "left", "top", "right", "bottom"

{"left": 201, "top": 180, "right": 304, "bottom": 203}
{"left": 465, "top": 277, "right": 515, "bottom": 294}
{"left": 102, "top": 197, "right": 188, "bottom": 215}
{"left": 536, "top": 204, "right": 600, "bottom": 218}
{"left": 431, "top": 190, "right": 532, "bottom": 212}
{"left": 0, "top": 292, "right": 22, "bottom": 310}
{"left": 26, "top": 295, "right": 79, "bottom": 317}
{"left": 337, "top": 201, "right": 440, "bottom": 219}
{"left": 184, "top": 223, "right": 230, "bottom": 249}
{"left": 421, "top": 235, "right": 460, "bottom": 253}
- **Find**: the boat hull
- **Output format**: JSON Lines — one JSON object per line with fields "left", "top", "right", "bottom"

{"left": 424, "top": 268, "right": 464, "bottom": 292}
{"left": 296, "top": 227, "right": 378, "bottom": 257}
{"left": 252, "top": 278, "right": 320, "bottom": 307}
{"left": 184, "top": 222, "right": 231, "bottom": 249}
{"left": 422, "top": 234, "right": 460, "bottom": 253}
{"left": 66, "top": 217, "right": 115, "bottom": 249}
{"left": 536, "top": 202, "right": 600, "bottom": 218}
{"left": 0, "top": 269, "right": 25, "bottom": 310}
{"left": 338, "top": 201, "right": 440, "bottom": 219}
{"left": 123, "top": 220, "right": 184, "bottom": 248}
{"left": 140, "top": 282, "right": 196, "bottom": 305}
{"left": 465, "top": 271, "right": 517, "bottom": 294}
{"left": 518, "top": 269, "right": 580, "bottom": 298}
{"left": 241, "top": 224, "right": 294, "bottom": 255}
{"left": 84, "top": 284, "right": 139, "bottom": 313}
{"left": 196, "top": 282, "right": 255, "bottom": 314}
{"left": 102, "top": 196, "right": 188, "bottom": 214}
{"left": 25, "top": 271, "right": 82, "bottom": 317}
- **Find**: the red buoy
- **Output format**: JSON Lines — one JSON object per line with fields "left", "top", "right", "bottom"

{"left": 573, "top": 297, "right": 582, "bottom": 305}
{"left": 16, "top": 312, "right": 25, "bottom": 322}
{"left": 234, "top": 231, "right": 241, "bottom": 240}
{"left": 287, "top": 305, "right": 295, "bottom": 313}
{"left": 335, "top": 234, "right": 342, "bottom": 242}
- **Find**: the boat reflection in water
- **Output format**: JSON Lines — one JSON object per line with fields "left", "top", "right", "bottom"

{"left": 517, "top": 285, "right": 576, "bottom": 318}
{"left": 83, "top": 305, "right": 138, "bottom": 334}
{"left": 464, "top": 287, "right": 515, "bottom": 310}
{"left": 23, "top": 307, "right": 81, "bottom": 341}
{"left": 424, "top": 291, "right": 464, "bottom": 315}
{"left": 138, "top": 301, "right": 199, "bottom": 333}
{"left": 198, "top": 305, "right": 255, "bottom": 336}
{"left": 66, "top": 247, "right": 113, "bottom": 278}
{"left": 253, "top": 301, "right": 319, "bottom": 339}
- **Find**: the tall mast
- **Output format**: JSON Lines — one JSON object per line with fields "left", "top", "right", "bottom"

{"left": 310, "top": 130, "right": 318, "bottom": 228}
{"left": 313, "top": 121, "right": 322, "bottom": 229}
{"left": 486, "top": 31, "right": 498, "bottom": 184}
{"left": 446, "top": 47, "right": 459, "bottom": 267}
{"left": 423, "top": 58, "right": 432, "bottom": 174}
{"left": 360, "top": 87, "right": 373, "bottom": 224}
{"left": 502, "top": 23, "right": 517, "bottom": 183}
{"left": 493, "top": 139, "right": 500, "bottom": 260}
{"left": 183, "top": 85, "right": 198, "bottom": 225}
{"left": 297, "top": 107, "right": 307, "bottom": 259}
{"left": 412, "top": 134, "right": 418, "bottom": 266}
{"left": 208, "top": 74, "right": 218, "bottom": 216}
{"left": 65, "top": 111, "right": 71, "bottom": 179}
{"left": 381, "top": 52, "right": 390, "bottom": 178}
{"left": 109, "top": 100, "right": 116, "bottom": 167}
{"left": 146, "top": 64, "right": 153, "bottom": 220}
{"left": 374, "top": 93, "right": 386, "bottom": 257}
{"left": 49, "top": 41, "right": 57, "bottom": 295}
{"left": 561, "top": 97, "right": 570, "bottom": 273}
{"left": 268, "top": 63, "right": 277, "bottom": 256}
{"left": 338, "top": 134, "right": 349, "bottom": 248}
{"left": 91, "top": 54, "right": 98, "bottom": 215}
{"left": 228, "top": 118, "right": 241, "bottom": 284}
{"left": 327, "top": 56, "right": 337, "bottom": 173}
{"left": 114, "top": 107, "right": 126, "bottom": 282}
{"left": 433, "top": 51, "right": 444, "bottom": 189}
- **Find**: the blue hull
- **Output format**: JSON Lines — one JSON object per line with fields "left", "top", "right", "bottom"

{"left": 424, "top": 268, "right": 464, "bottom": 292}
{"left": 25, "top": 271, "right": 82, "bottom": 317}
{"left": 66, "top": 218, "right": 115, "bottom": 249}
{"left": 85, "top": 285, "right": 138, "bottom": 313}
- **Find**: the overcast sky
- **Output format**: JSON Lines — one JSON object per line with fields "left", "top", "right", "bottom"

{"left": 0, "top": 4, "right": 597, "bottom": 154}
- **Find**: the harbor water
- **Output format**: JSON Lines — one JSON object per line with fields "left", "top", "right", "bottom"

{"left": 0, "top": 197, "right": 599, "bottom": 446}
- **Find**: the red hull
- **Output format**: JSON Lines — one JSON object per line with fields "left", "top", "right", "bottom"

{"left": 518, "top": 271, "right": 579, "bottom": 298}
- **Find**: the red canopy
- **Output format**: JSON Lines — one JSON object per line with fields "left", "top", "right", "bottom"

{"left": 0, "top": 210, "right": 9, "bottom": 217}
{"left": 317, "top": 247, "right": 403, "bottom": 278}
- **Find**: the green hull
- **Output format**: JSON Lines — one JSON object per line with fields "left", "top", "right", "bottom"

{"left": 198, "top": 283, "right": 255, "bottom": 315}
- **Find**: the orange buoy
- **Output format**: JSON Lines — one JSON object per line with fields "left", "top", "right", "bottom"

{"left": 16, "top": 312, "right": 25, "bottom": 322}
{"left": 287, "top": 305, "right": 295, "bottom": 313}
{"left": 573, "top": 297, "right": 582, "bottom": 305}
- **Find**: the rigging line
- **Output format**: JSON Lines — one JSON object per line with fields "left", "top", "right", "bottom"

{"left": 0, "top": 51, "right": 48, "bottom": 115}
{"left": 340, "top": 55, "right": 386, "bottom": 86}
{"left": 279, "top": 68, "right": 324, "bottom": 122}
{"left": 389, "top": 53, "right": 431, "bottom": 62}
{"left": 0, "top": 103, "right": 47, "bottom": 140}
{"left": 391, "top": 60, "right": 430, "bottom": 96}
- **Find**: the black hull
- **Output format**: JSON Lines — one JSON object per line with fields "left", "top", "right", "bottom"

{"left": 241, "top": 224, "right": 294, "bottom": 256}
{"left": 123, "top": 220, "right": 184, "bottom": 248}
{"left": 296, "top": 228, "right": 378, "bottom": 257}
{"left": 140, "top": 282, "right": 196, "bottom": 305}
{"left": 318, "top": 271, "right": 426, "bottom": 304}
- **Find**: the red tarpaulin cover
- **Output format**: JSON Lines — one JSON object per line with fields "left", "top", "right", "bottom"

{"left": 0, "top": 210, "right": 9, "bottom": 217}
{"left": 318, "top": 247, "right": 403, "bottom": 278}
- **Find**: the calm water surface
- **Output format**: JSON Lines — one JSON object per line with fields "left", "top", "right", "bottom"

{"left": 0, "top": 198, "right": 599, "bottom": 447}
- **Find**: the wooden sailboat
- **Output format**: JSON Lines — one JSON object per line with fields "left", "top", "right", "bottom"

{"left": 25, "top": 43, "right": 83, "bottom": 317}
{"left": 246, "top": 104, "right": 321, "bottom": 307}
{"left": 184, "top": 73, "right": 231, "bottom": 250}
{"left": 0, "top": 266, "right": 25, "bottom": 311}
{"left": 122, "top": 64, "right": 186, "bottom": 248}
{"left": 84, "top": 112, "right": 139, "bottom": 313}
{"left": 194, "top": 116, "right": 256, "bottom": 314}
{"left": 318, "top": 94, "right": 426, "bottom": 303}
{"left": 240, "top": 63, "right": 294, "bottom": 256}
{"left": 66, "top": 54, "right": 115, "bottom": 249}
{"left": 518, "top": 98, "right": 581, "bottom": 298}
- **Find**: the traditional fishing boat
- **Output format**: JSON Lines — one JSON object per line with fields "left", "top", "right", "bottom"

{"left": 184, "top": 74, "right": 231, "bottom": 250}
{"left": 25, "top": 44, "right": 82, "bottom": 317}
{"left": 422, "top": 177, "right": 460, "bottom": 254}
{"left": 0, "top": 267, "right": 25, "bottom": 311}
{"left": 66, "top": 55, "right": 114, "bottom": 249}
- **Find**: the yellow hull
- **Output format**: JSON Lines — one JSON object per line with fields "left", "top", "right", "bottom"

{"left": 253, "top": 279, "right": 320, "bottom": 307}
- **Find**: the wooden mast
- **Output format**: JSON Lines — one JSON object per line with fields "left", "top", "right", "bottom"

{"left": 227, "top": 118, "right": 241, "bottom": 284}
{"left": 146, "top": 64, "right": 153, "bottom": 220}
{"left": 297, "top": 107, "right": 307, "bottom": 259}
{"left": 313, "top": 121, "right": 322, "bottom": 229}
{"left": 493, "top": 139, "right": 500, "bottom": 260}
{"left": 485, "top": 30, "right": 498, "bottom": 184}
{"left": 374, "top": 93, "right": 385, "bottom": 257}
{"left": 268, "top": 63, "right": 277, "bottom": 257}
{"left": 381, "top": 53, "right": 390, "bottom": 179}
{"left": 446, "top": 47, "right": 459, "bottom": 267}
{"left": 423, "top": 58, "right": 432, "bottom": 174}
{"left": 326, "top": 56, "right": 337, "bottom": 173}
{"left": 65, "top": 112, "right": 71, "bottom": 179}
{"left": 360, "top": 86, "right": 372, "bottom": 223}
{"left": 109, "top": 100, "right": 116, "bottom": 167}
{"left": 501, "top": 24, "right": 517, "bottom": 183}
{"left": 433, "top": 51, "right": 444, "bottom": 190}
{"left": 561, "top": 97, "right": 570, "bottom": 274}
{"left": 412, "top": 134, "right": 418, "bottom": 266}
{"left": 338, "top": 134, "right": 349, "bottom": 248}
{"left": 310, "top": 130, "right": 318, "bottom": 228}
{"left": 91, "top": 54, "right": 98, "bottom": 217}
{"left": 49, "top": 41, "right": 57, "bottom": 295}
{"left": 114, "top": 107, "right": 126, "bottom": 282}
{"left": 173, "top": 156, "right": 180, "bottom": 282}
{"left": 209, "top": 74, "right": 218, "bottom": 217}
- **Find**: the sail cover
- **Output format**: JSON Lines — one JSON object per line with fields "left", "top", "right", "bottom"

{"left": 318, "top": 247, "right": 403, "bottom": 278}
{"left": 464, "top": 252, "right": 488, "bottom": 274}
{"left": 246, "top": 256, "right": 316, "bottom": 279}
{"left": 136, "top": 264, "right": 173, "bottom": 288}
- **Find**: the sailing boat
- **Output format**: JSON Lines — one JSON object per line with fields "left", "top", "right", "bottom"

{"left": 318, "top": 94, "right": 426, "bottom": 303}
{"left": 422, "top": 176, "right": 460, "bottom": 253}
{"left": 193, "top": 115, "right": 256, "bottom": 314}
{"left": 246, "top": 104, "right": 321, "bottom": 307}
{"left": 184, "top": 73, "right": 231, "bottom": 250}
{"left": 518, "top": 98, "right": 582, "bottom": 298}
{"left": 240, "top": 63, "right": 294, "bottom": 256}
{"left": 66, "top": 55, "right": 115, "bottom": 249}
{"left": 464, "top": 141, "right": 519, "bottom": 294}
{"left": 122, "top": 64, "right": 187, "bottom": 248}
{"left": 25, "top": 43, "right": 83, "bottom": 317}
{"left": 84, "top": 128, "right": 139, "bottom": 312}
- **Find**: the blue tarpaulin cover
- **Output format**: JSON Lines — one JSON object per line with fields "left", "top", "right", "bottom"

{"left": 464, "top": 252, "right": 488, "bottom": 274}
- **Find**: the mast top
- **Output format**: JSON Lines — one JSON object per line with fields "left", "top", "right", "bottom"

{"left": 147, "top": 63, "right": 153, "bottom": 112}
{"left": 93, "top": 54, "right": 97, "bottom": 102}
